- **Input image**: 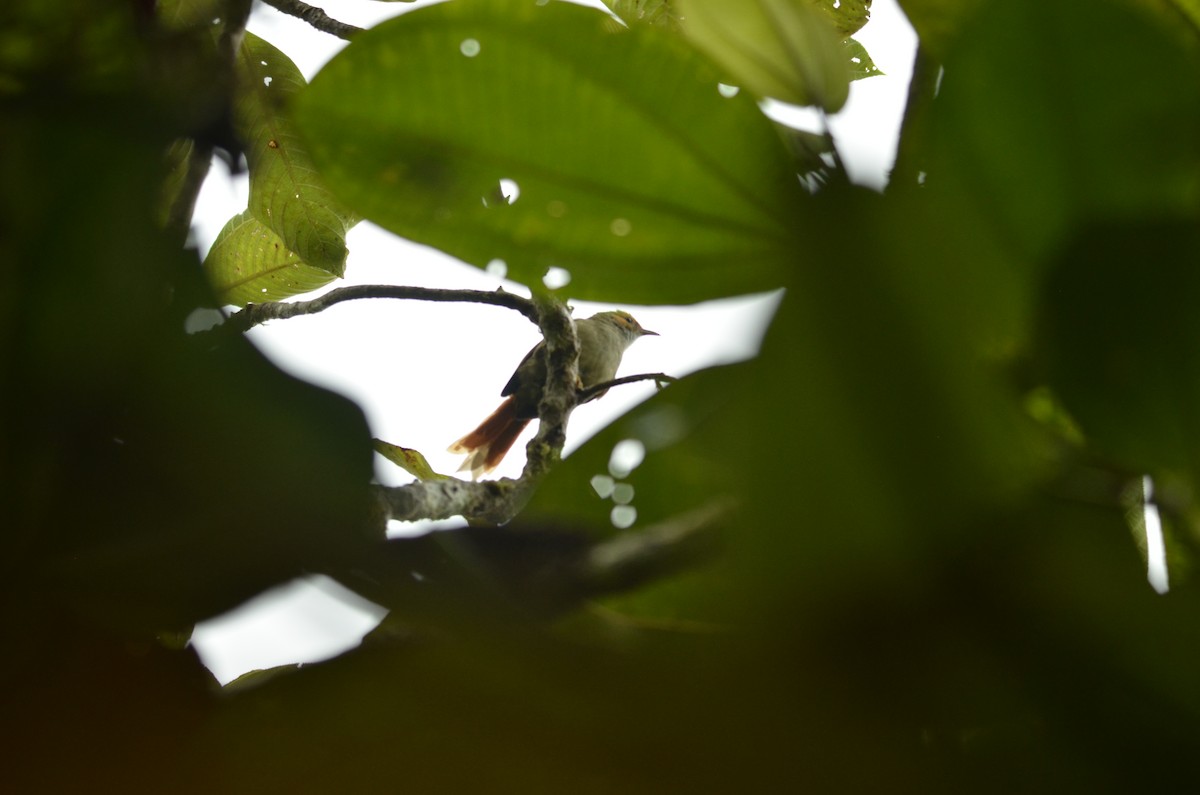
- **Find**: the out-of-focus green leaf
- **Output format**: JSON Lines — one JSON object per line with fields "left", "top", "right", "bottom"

{"left": 1037, "top": 219, "right": 1200, "bottom": 480}
{"left": 212, "top": 32, "right": 353, "bottom": 303}
{"left": 155, "top": 0, "right": 228, "bottom": 31}
{"left": 295, "top": 0, "right": 804, "bottom": 305}
{"left": 810, "top": 0, "right": 872, "bottom": 37}
{"left": 1169, "top": 0, "right": 1200, "bottom": 28}
{"left": 677, "top": 0, "right": 851, "bottom": 110}
{"left": 373, "top": 439, "right": 450, "bottom": 481}
{"left": 605, "top": 0, "right": 681, "bottom": 29}
{"left": 4, "top": 83, "right": 374, "bottom": 635}
{"left": 205, "top": 209, "right": 340, "bottom": 304}
{"left": 923, "top": 0, "right": 1200, "bottom": 263}
{"left": 896, "top": 0, "right": 983, "bottom": 56}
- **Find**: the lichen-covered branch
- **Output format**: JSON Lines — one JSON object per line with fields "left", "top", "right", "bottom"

{"left": 521, "top": 295, "right": 581, "bottom": 480}
{"left": 373, "top": 477, "right": 533, "bottom": 527}
{"left": 221, "top": 284, "right": 538, "bottom": 334}
{"left": 259, "top": 0, "right": 363, "bottom": 40}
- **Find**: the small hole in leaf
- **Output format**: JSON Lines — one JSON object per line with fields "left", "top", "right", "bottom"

{"left": 499, "top": 177, "right": 520, "bottom": 204}
{"left": 486, "top": 259, "right": 507, "bottom": 278}
{"left": 717, "top": 83, "right": 740, "bottom": 98}
{"left": 460, "top": 38, "right": 481, "bottom": 57}
{"left": 591, "top": 474, "right": 615, "bottom": 499}
{"left": 609, "top": 438, "right": 645, "bottom": 478}
{"left": 611, "top": 505, "right": 637, "bottom": 529}
{"left": 543, "top": 266, "right": 571, "bottom": 290}
{"left": 610, "top": 218, "right": 632, "bottom": 237}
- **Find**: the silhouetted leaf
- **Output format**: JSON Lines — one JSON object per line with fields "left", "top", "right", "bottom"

{"left": 295, "top": 0, "right": 804, "bottom": 304}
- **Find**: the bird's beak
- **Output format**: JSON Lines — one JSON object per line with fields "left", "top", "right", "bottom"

{"left": 640, "top": 328, "right": 659, "bottom": 337}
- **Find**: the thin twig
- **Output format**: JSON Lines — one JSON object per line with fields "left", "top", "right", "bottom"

{"left": 259, "top": 0, "right": 363, "bottom": 40}
{"left": 220, "top": 284, "right": 538, "bottom": 334}
{"left": 578, "top": 372, "right": 677, "bottom": 402}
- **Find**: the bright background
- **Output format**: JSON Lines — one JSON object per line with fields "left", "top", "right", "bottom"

{"left": 189, "top": 0, "right": 918, "bottom": 685}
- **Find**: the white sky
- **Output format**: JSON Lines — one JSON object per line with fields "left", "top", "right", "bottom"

{"left": 189, "top": 0, "right": 918, "bottom": 685}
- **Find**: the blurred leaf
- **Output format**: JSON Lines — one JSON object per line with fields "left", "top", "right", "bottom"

{"left": 810, "top": 0, "right": 872, "bottom": 37}
{"left": 4, "top": 91, "right": 374, "bottom": 634}
{"left": 156, "top": 0, "right": 228, "bottom": 31}
{"left": 895, "top": 0, "right": 984, "bottom": 57}
{"left": 373, "top": 439, "right": 450, "bottom": 481}
{"left": 923, "top": 0, "right": 1200, "bottom": 262}
{"left": 1169, "top": 0, "right": 1200, "bottom": 28}
{"left": 604, "top": 0, "right": 681, "bottom": 29}
{"left": 295, "top": 0, "right": 804, "bottom": 304}
{"left": 204, "top": 209, "right": 341, "bottom": 304}
{"left": 1037, "top": 219, "right": 1200, "bottom": 481}
{"left": 677, "top": 0, "right": 851, "bottom": 110}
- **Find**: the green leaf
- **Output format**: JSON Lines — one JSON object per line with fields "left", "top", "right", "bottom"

{"left": 373, "top": 439, "right": 451, "bottom": 481}
{"left": 923, "top": 0, "right": 1200, "bottom": 262}
{"left": 896, "top": 0, "right": 985, "bottom": 57}
{"left": 1037, "top": 219, "right": 1200, "bottom": 481}
{"left": 845, "top": 36, "right": 882, "bottom": 80}
{"left": 677, "top": 0, "right": 851, "bottom": 110}
{"left": 295, "top": 0, "right": 804, "bottom": 305}
{"left": 809, "top": 0, "right": 872, "bottom": 37}
{"left": 155, "top": 0, "right": 227, "bottom": 32}
{"left": 204, "top": 209, "right": 341, "bottom": 304}
{"left": 234, "top": 33, "right": 353, "bottom": 279}
{"left": 604, "top": 0, "right": 682, "bottom": 29}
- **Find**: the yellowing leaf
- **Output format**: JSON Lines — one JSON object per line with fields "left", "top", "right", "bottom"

{"left": 204, "top": 210, "right": 341, "bottom": 305}
{"left": 373, "top": 440, "right": 451, "bottom": 482}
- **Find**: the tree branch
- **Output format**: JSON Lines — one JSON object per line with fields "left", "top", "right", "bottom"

{"left": 373, "top": 477, "right": 532, "bottom": 527}
{"left": 521, "top": 295, "right": 581, "bottom": 480}
{"left": 578, "top": 372, "right": 677, "bottom": 403}
{"left": 258, "top": 0, "right": 363, "bottom": 40}
{"left": 370, "top": 296, "right": 589, "bottom": 527}
{"left": 220, "top": 284, "right": 539, "bottom": 334}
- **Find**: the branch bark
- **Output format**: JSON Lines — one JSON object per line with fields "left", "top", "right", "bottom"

{"left": 520, "top": 295, "right": 581, "bottom": 480}
{"left": 258, "top": 0, "right": 363, "bottom": 40}
{"left": 220, "top": 284, "right": 539, "bottom": 334}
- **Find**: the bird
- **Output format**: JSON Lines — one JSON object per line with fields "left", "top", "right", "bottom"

{"left": 449, "top": 310, "right": 658, "bottom": 478}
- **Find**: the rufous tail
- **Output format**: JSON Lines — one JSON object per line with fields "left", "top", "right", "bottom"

{"left": 448, "top": 395, "right": 531, "bottom": 478}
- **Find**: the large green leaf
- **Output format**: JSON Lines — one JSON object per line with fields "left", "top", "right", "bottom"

{"left": 896, "top": 0, "right": 984, "bottom": 57}
{"left": 810, "top": 0, "right": 872, "bottom": 37}
{"left": 605, "top": 0, "right": 682, "bottom": 29}
{"left": 676, "top": 0, "right": 851, "bottom": 110}
{"left": 204, "top": 32, "right": 354, "bottom": 306}
{"left": 295, "top": 0, "right": 805, "bottom": 304}
{"left": 1037, "top": 220, "right": 1200, "bottom": 481}
{"left": 922, "top": 0, "right": 1200, "bottom": 263}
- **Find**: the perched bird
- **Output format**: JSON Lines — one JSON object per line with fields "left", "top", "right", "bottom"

{"left": 449, "top": 310, "right": 658, "bottom": 478}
